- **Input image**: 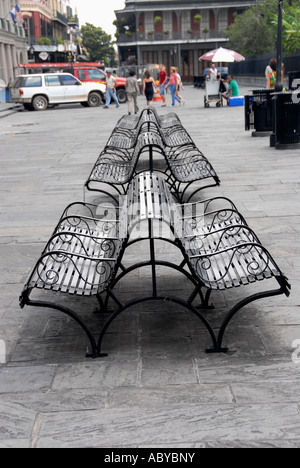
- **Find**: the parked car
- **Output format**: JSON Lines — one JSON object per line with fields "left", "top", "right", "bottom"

{"left": 18, "top": 63, "right": 128, "bottom": 104}
{"left": 10, "top": 73, "right": 106, "bottom": 111}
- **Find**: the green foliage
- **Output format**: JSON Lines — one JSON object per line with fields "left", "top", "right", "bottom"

{"left": 193, "top": 14, "right": 202, "bottom": 24}
{"left": 81, "top": 23, "right": 116, "bottom": 65}
{"left": 226, "top": 0, "right": 300, "bottom": 57}
{"left": 37, "top": 37, "right": 52, "bottom": 46}
{"left": 113, "top": 16, "right": 136, "bottom": 35}
{"left": 270, "top": 1, "right": 300, "bottom": 55}
{"left": 225, "top": 0, "right": 278, "bottom": 56}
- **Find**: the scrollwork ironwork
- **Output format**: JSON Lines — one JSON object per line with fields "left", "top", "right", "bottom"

{"left": 34, "top": 251, "right": 117, "bottom": 291}
{"left": 192, "top": 243, "right": 275, "bottom": 288}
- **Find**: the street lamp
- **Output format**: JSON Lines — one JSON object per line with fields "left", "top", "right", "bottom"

{"left": 275, "top": 0, "right": 283, "bottom": 91}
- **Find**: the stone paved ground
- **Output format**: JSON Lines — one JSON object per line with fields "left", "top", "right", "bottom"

{"left": 0, "top": 85, "right": 300, "bottom": 448}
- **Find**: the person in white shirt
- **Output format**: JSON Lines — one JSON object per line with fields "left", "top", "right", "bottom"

{"left": 104, "top": 71, "right": 120, "bottom": 108}
{"left": 207, "top": 64, "right": 218, "bottom": 81}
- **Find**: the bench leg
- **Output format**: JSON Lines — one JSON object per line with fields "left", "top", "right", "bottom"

{"left": 206, "top": 284, "right": 288, "bottom": 354}
{"left": 23, "top": 298, "right": 99, "bottom": 358}
{"left": 96, "top": 295, "right": 219, "bottom": 357}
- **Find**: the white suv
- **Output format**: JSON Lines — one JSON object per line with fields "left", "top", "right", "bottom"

{"left": 10, "top": 73, "right": 106, "bottom": 111}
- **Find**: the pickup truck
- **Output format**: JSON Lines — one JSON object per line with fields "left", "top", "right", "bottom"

{"left": 74, "top": 67, "right": 127, "bottom": 103}
{"left": 18, "top": 63, "right": 128, "bottom": 103}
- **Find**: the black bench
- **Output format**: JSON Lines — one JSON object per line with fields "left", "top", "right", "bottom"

{"left": 115, "top": 106, "right": 182, "bottom": 131}
{"left": 85, "top": 109, "right": 220, "bottom": 203}
{"left": 20, "top": 172, "right": 290, "bottom": 357}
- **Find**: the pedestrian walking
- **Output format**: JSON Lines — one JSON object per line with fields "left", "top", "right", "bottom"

{"left": 143, "top": 71, "right": 156, "bottom": 106}
{"left": 158, "top": 64, "right": 167, "bottom": 107}
{"left": 175, "top": 68, "right": 185, "bottom": 105}
{"left": 104, "top": 71, "right": 120, "bottom": 109}
{"left": 165, "top": 67, "right": 181, "bottom": 106}
{"left": 125, "top": 71, "right": 140, "bottom": 115}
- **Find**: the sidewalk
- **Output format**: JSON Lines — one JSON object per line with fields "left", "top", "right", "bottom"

{"left": 0, "top": 85, "right": 300, "bottom": 448}
{"left": 0, "top": 102, "right": 23, "bottom": 119}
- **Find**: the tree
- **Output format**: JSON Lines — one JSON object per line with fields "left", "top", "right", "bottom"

{"left": 81, "top": 23, "right": 116, "bottom": 66}
{"left": 226, "top": 0, "right": 300, "bottom": 57}
{"left": 226, "top": 0, "right": 278, "bottom": 56}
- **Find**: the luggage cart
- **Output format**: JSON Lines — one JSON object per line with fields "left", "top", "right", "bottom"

{"left": 204, "top": 80, "right": 223, "bottom": 108}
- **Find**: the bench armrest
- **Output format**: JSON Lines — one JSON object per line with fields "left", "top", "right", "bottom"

{"left": 53, "top": 215, "right": 120, "bottom": 238}
{"left": 179, "top": 196, "right": 238, "bottom": 214}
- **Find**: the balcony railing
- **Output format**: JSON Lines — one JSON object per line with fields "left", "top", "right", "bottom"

{"left": 27, "top": 35, "right": 70, "bottom": 46}
{"left": 117, "top": 29, "right": 226, "bottom": 43}
{"left": 52, "top": 11, "right": 69, "bottom": 27}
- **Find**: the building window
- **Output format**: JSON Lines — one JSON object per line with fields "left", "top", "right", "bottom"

{"left": 144, "top": 12, "right": 154, "bottom": 34}
{"left": 138, "top": 12, "right": 145, "bottom": 33}
{"left": 142, "top": 51, "right": 158, "bottom": 65}
{"left": 41, "top": 19, "right": 46, "bottom": 36}
{"left": 154, "top": 11, "right": 163, "bottom": 33}
{"left": 218, "top": 9, "right": 228, "bottom": 32}
{"left": 172, "top": 12, "right": 178, "bottom": 33}
{"left": 163, "top": 11, "right": 172, "bottom": 33}
{"left": 201, "top": 10, "right": 209, "bottom": 31}
{"left": 181, "top": 11, "right": 190, "bottom": 36}
{"left": 23, "top": 17, "right": 34, "bottom": 38}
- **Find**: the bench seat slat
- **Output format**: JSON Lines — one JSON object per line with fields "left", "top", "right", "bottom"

{"left": 28, "top": 218, "right": 121, "bottom": 296}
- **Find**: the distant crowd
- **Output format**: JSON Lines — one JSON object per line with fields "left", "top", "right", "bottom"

{"left": 102, "top": 56, "right": 285, "bottom": 113}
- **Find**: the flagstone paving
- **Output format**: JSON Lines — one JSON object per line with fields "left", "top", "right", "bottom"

{"left": 0, "top": 85, "right": 300, "bottom": 448}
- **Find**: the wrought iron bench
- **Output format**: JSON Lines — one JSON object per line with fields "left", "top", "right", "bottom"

{"left": 84, "top": 129, "right": 169, "bottom": 203}
{"left": 96, "top": 172, "right": 291, "bottom": 355}
{"left": 109, "top": 106, "right": 194, "bottom": 151}
{"left": 115, "top": 106, "right": 181, "bottom": 131}
{"left": 85, "top": 113, "right": 220, "bottom": 203}
{"left": 19, "top": 201, "right": 129, "bottom": 357}
{"left": 20, "top": 173, "right": 290, "bottom": 358}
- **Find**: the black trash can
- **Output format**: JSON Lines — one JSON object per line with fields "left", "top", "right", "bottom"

{"left": 245, "top": 89, "right": 274, "bottom": 134}
{"left": 270, "top": 92, "right": 300, "bottom": 148}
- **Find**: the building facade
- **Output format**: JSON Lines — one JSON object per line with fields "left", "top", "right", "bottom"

{"left": 0, "top": 0, "right": 27, "bottom": 86}
{"left": 19, "top": 0, "right": 81, "bottom": 63}
{"left": 115, "top": 0, "right": 255, "bottom": 81}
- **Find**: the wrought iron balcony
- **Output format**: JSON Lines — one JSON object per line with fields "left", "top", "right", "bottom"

{"left": 52, "top": 11, "right": 69, "bottom": 27}
{"left": 116, "top": 29, "right": 226, "bottom": 44}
